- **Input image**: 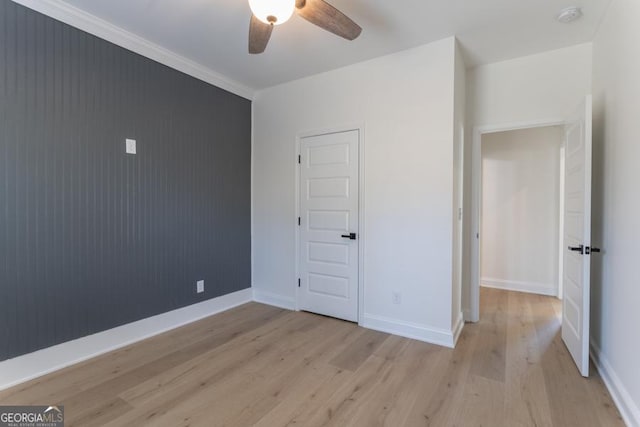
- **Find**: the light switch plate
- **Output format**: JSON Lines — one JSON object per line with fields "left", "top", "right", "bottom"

{"left": 196, "top": 280, "right": 204, "bottom": 294}
{"left": 125, "top": 138, "right": 136, "bottom": 154}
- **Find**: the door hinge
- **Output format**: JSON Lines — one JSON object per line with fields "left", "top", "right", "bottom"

{"left": 298, "top": 155, "right": 301, "bottom": 164}
{"left": 298, "top": 278, "right": 301, "bottom": 287}
{"left": 298, "top": 217, "right": 301, "bottom": 226}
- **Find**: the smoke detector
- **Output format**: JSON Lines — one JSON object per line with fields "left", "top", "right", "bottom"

{"left": 557, "top": 6, "right": 583, "bottom": 23}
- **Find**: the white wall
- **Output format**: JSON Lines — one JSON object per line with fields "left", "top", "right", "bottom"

{"left": 467, "top": 43, "right": 593, "bottom": 126}
{"left": 591, "top": 0, "right": 640, "bottom": 424}
{"left": 481, "top": 126, "right": 563, "bottom": 296}
{"left": 253, "top": 37, "right": 460, "bottom": 346}
{"left": 463, "top": 44, "right": 593, "bottom": 318}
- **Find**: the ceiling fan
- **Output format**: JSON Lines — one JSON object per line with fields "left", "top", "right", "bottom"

{"left": 248, "top": 0, "right": 362, "bottom": 54}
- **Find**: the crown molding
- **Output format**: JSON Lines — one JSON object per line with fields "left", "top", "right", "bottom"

{"left": 11, "top": 0, "right": 254, "bottom": 100}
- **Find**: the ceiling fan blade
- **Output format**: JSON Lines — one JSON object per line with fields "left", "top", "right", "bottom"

{"left": 295, "top": 0, "right": 362, "bottom": 41}
{"left": 249, "top": 14, "right": 273, "bottom": 54}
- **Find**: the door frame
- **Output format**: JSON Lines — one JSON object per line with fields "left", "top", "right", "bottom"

{"left": 467, "top": 118, "right": 566, "bottom": 322}
{"left": 294, "top": 124, "right": 366, "bottom": 325}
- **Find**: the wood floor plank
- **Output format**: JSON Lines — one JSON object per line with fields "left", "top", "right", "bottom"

{"left": 232, "top": 318, "right": 369, "bottom": 425}
{"left": 0, "top": 302, "right": 284, "bottom": 404}
{"left": 109, "top": 312, "right": 310, "bottom": 422}
{"left": 504, "top": 291, "right": 553, "bottom": 427}
{"left": 252, "top": 364, "right": 351, "bottom": 427}
{"left": 531, "top": 294, "right": 603, "bottom": 427}
{"left": 402, "top": 323, "right": 480, "bottom": 426}
{"left": 304, "top": 354, "right": 395, "bottom": 426}
{"left": 0, "top": 295, "right": 625, "bottom": 427}
{"left": 470, "top": 287, "right": 508, "bottom": 383}
{"left": 252, "top": 321, "right": 369, "bottom": 427}
{"left": 451, "top": 373, "right": 506, "bottom": 427}
{"left": 66, "top": 397, "right": 134, "bottom": 427}
{"left": 108, "top": 311, "right": 358, "bottom": 426}
{"left": 64, "top": 307, "right": 291, "bottom": 424}
{"left": 372, "top": 334, "right": 411, "bottom": 362}
{"left": 584, "top": 370, "right": 626, "bottom": 426}
{"left": 348, "top": 340, "right": 443, "bottom": 427}
{"left": 103, "top": 339, "right": 297, "bottom": 423}
{"left": 170, "top": 314, "right": 362, "bottom": 427}
{"left": 329, "top": 328, "right": 389, "bottom": 371}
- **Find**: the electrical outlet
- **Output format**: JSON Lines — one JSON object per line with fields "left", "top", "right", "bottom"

{"left": 392, "top": 292, "right": 401, "bottom": 305}
{"left": 196, "top": 280, "right": 204, "bottom": 294}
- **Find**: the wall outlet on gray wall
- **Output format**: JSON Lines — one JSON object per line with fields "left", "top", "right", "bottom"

{"left": 196, "top": 280, "right": 205, "bottom": 294}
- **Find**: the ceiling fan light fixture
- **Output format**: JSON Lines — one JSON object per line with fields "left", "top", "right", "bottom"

{"left": 249, "top": 0, "right": 295, "bottom": 25}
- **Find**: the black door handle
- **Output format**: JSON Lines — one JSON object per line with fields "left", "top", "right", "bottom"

{"left": 341, "top": 233, "right": 357, "bottom": 240}
{"left": 568, "top": 244, "right": 584, "bottom": 254}
{"left": 586, "top": 246, "right": 601, "bottom": 255}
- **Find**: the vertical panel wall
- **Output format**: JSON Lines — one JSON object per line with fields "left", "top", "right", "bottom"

{"left": 0, "top": 0, "right": 251, "bottom": 361}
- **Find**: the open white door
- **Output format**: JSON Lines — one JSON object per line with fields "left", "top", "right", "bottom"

{"left": 299, "top": 130, "right": 359, "bottom": 322}
{"left": 562, "top": 95, "right": 593, "bottom": 377}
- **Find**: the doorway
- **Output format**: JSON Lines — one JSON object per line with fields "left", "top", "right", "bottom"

{"left": 469, "top": 120, "right": 567, "bottom": 323}
{"left": 296, "top": 129, "right": 361, "bottom": 322}
{"left": 470, "top": 98, "right": 594, "bottom": 377}
{"left": 479, "top": 126, "right": 565, "bottom": 299}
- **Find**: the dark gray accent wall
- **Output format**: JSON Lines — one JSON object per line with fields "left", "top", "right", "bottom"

{"left": 0, "top": 0, "right": 251, "bottom": 361}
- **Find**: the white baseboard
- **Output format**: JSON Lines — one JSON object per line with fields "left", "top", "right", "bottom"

{"left": 361, "top": 314, "right": 457, "bottom": 348}
{"left": 481, "top": 277, "right": 557, "bottom": 296}
{"left": 590, "top": 340, "right": 640, "bottom": 427}
{"left": 252, "top": 289, "right": 296, "bottom": 310}
{"left": 0, "top": 288, "right": 252, "bottom": 391}
{"left": 251, "top": 291, "right": 461, "bottom": 349}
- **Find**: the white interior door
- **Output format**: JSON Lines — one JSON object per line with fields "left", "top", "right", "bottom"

{"left": 562, "top": 95, "right": 593, "bottom": 377}
{"left": 299, "top": 130, "right": 359, "bottom": 322}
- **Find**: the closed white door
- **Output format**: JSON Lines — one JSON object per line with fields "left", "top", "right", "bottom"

{"left": 562, "top": 96, "right": 593, "bottom": 377}
{"left": 299, "top": 130, "right": 359, "bottom": 322}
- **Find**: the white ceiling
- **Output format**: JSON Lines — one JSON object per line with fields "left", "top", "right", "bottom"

{"left": 50, "top": 0, "right": 611, "bottom": 91}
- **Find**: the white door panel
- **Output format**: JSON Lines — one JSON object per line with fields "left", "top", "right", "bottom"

{"left": 562, "top": 95, "right": 593, "bottom": 377}
{"left": 308, "top": 242, "right": 349, "bottom": 265}
{"left": 299, "top": 130, "right": 359, "bottom": 322}
{"left": 308, "top": 144, "right": 350, "bottom": 166}
{"left": 308, "top": 210, "right": 350, "bottom": 231}
{"left": 308, "top": 273, "right": 349, "bottom": 298}
{"left": 307, "top": 177, "right": 350, "bottom": 199}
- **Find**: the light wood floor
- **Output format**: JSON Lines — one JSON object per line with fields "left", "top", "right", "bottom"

{"left": 0, "top": 288, "right": 624, "bottom": 426}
